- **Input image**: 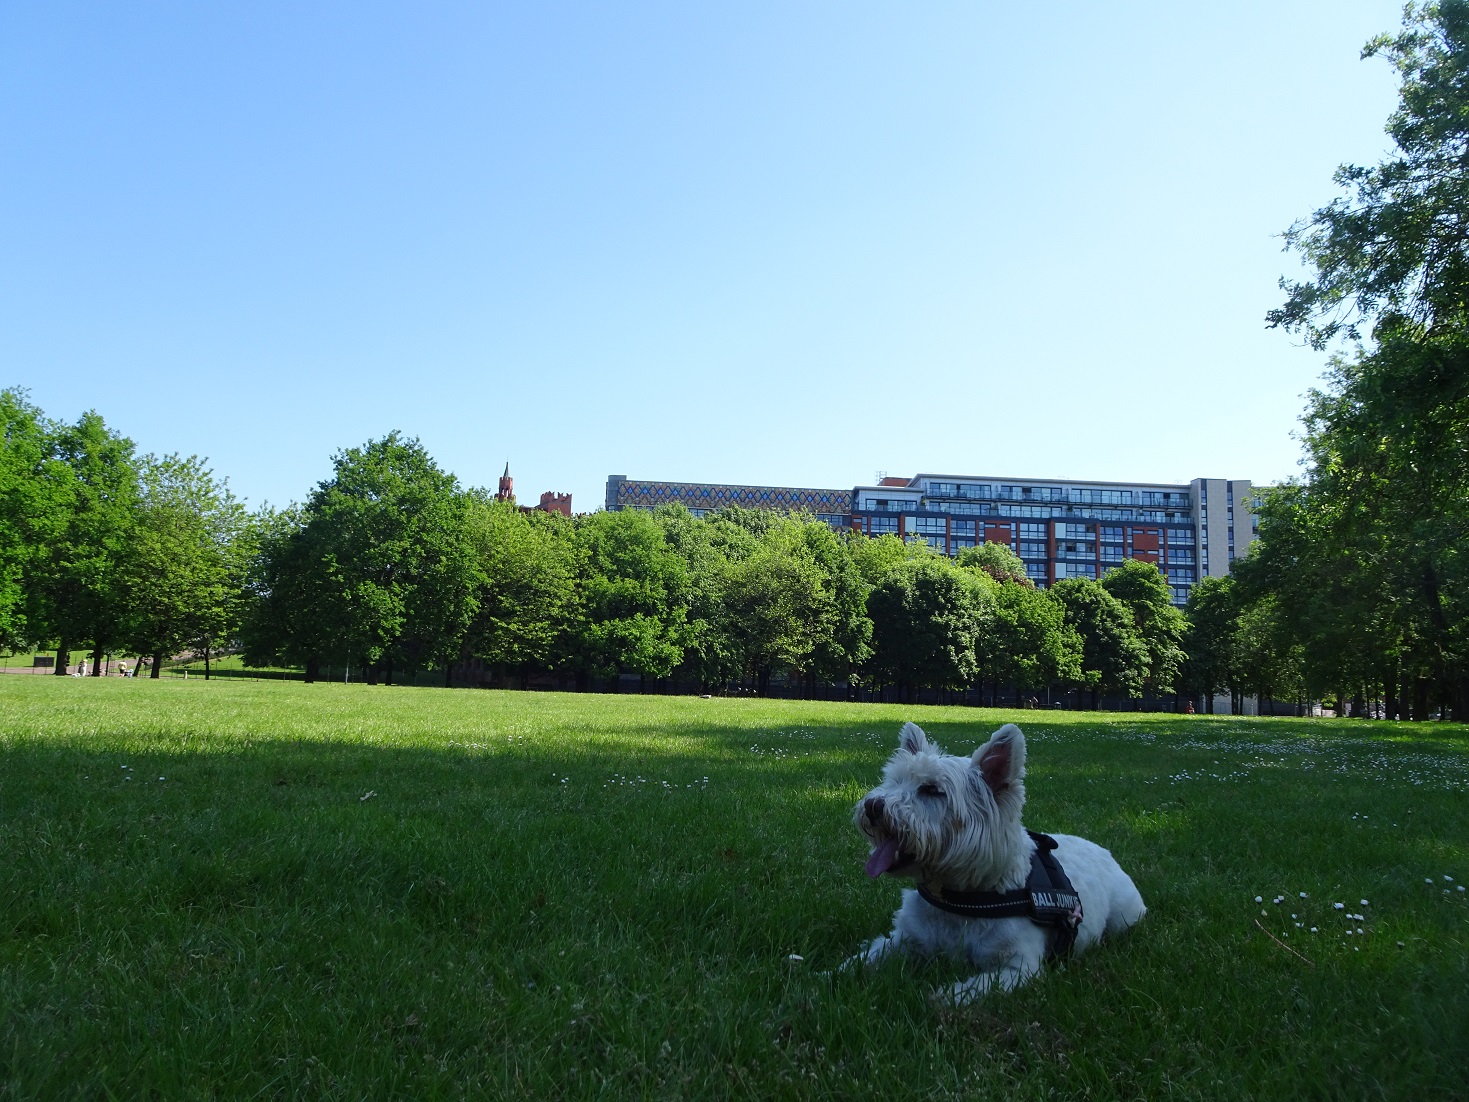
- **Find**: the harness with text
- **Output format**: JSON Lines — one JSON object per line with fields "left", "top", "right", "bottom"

{"left": 916, "top": 830, "right": 1083, "bottom": 961}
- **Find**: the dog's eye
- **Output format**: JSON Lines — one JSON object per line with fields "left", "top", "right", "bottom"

{"left": 917, "top": 782, "right": 945, "bottom": 800}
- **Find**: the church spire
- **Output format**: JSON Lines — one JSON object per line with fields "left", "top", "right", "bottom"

{"left": 496, "top": 462, "right": 515, "bottom": 504}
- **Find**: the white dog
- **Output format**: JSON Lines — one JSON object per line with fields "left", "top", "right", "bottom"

{"left": 849, "top": 721, "right": 1145, "bottom": 1003}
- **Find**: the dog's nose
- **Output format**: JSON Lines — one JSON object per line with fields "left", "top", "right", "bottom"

{"left": 864, "top": 796, "right": 885, "bottom": 822}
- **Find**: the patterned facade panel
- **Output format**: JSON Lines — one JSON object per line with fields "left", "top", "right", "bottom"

{"left": 615, "top": 480, "right": 852, "bottom": 514}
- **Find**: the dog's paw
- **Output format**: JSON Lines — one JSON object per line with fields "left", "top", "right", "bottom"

{"left": 933, "top": 965, "right": 1035, "bottom": 1006}
{"left": 932, "top": 976, "right": 994, "bottom": 1007}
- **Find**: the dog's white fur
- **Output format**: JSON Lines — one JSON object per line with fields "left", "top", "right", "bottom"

{"left": 849, "top": 721, "right": 1145, "bottom": 1003}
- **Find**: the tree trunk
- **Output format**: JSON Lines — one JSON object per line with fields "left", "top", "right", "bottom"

{"left": 55, "top": 641, "right": 69, "bottom": 675}
{"left": 91, "top": 650, "right": 103, "bottom": 677}
{"left": 304, "top": 657, "right": 319, "bottom": 684}
{"left": 204, "top": 645, "right": 211, "bottom": 681}
{"left": 384, "top": 659, "right": 394, "bottom": 686}
{"left": 151, "top": 651, "right": 164, "bottom": 679}
{"left": 444, "top": 663, "right": 453, "bottom": 688}
{"left": 1412, "top": 679, "right": 1430, "bottom": 721}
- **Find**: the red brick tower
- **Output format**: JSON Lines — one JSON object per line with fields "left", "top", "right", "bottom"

{"left": 496, "top": 462, "right": 515, "bottom": 504}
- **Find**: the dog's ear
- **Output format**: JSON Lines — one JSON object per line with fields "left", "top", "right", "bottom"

{"left": 972, "top": 724, "right": 1026, "bottom": 793}
{"left": 898, "top": 722, "right": 930, "bottom": 755}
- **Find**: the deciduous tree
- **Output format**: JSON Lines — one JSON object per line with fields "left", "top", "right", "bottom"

{"left": 30, "top": 411, "right": 140, "bottom": 674}
{"left": 242, "top": 434, "right": 477, "bottom": 683}
{"left": 1101, "top": 559, "right": 1187, "bottom": 695}
{"left": 1050, "top": 577, "right": 1148, "bottom": 708}
{"left": 122, "top": 454, "right": 251, "bottom": 678}
{"left": 866, "top": 558, "right": 991, "bottom": 699}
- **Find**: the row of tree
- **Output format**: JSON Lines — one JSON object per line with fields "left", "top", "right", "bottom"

{"left": 1182, "top": 1, "right": 1469, "bottom": 720}
{"left": 243, "top": 432, "right": 1191, "bottom": 702}
{"left": 0, "top": 390, "right": 250, "bottom": 676}
{"left": 1, "top": 403, "right": 1196, "bottom": 703}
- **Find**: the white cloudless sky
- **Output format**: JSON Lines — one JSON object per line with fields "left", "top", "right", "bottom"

{"left": 1, "top": 1, "right": 1407, "bottom": 510}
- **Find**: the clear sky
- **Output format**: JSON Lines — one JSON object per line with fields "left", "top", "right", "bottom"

{"left": 1, "top": 2, "right": 1407, "bottom": 510}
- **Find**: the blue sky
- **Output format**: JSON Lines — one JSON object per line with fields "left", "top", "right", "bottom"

{"left": 2, "top": 2, "right": 1406, "bottom": 510}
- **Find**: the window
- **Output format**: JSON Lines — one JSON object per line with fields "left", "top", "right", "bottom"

{"left": 1019, "top": 522, "right": 1047, "bottom": 538}
{"left": 1068, "top": 488, "right": 1132, "bottom": 505}
{"left": 1025, "top": 562, "right": 1048, "bottom": 581}
{"left": 950, "top": 518, "right": 976, "bottom": 536}
{"left": 1057, "top": 523, "right": 1094, "bottom": 538}
{"left": 943, "top": 501, "right": 990, "bottom": 515}
{"left": 951, "top": 536, "right": 975, "bottom": 551}
{"left": 1055, "top": 562, "right": 1097, "bottom": 580}
{"left": 910, "top": 517, "right": 947, "bottom": 535}
{"left": 1140, "top": 491, "right": 1190, "bottom": 508}
{"left": 868, "top": 516, "right": 898, "bottom": 534}
{"left": 1167, "top": 566, "right": 1196, "bottom": 583}
{"left": 1019, "top": 540, "right": 1048, "bottom": 557}
{"left": 1168, "top": 528, "right": 1195, "bottom": 546}
{"left": 1167, "top": 549, "right": 1194, "bottom": 564}
{"left": 996, "top": 503, "right": 1062, "bottom": 518}
{"left": 927, "top": 482, "right": 958, "bottom": 496}
{"left": 995, "top": 484, "right": 1061, "bottom": 502}
{"left": 1099, "top": 526, "right": 1123, "bottom": 541}
{"left": 1100, "top": 545, "right": 1124, "bottom": 563}
{"left": 864, "top": 498, "right": 917, "bottom": 512}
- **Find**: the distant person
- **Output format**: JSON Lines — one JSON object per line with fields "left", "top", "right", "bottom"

{"left": 75, "top": 660, "right": 85, "bottom": 677}
{"left": 1185, "top": 701, "right": 1195, "bottom": 715}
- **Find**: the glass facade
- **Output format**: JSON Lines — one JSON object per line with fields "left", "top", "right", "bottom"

{"left": 850, "top": 477, "right": 1216, "bottom": 606}
{"left": 613, "top": 471, "right": 1256, "bottom": 610}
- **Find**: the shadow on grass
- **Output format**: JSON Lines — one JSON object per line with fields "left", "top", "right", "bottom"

{"left": 3, "top": 684, "right": 1468, "bottom": 1099}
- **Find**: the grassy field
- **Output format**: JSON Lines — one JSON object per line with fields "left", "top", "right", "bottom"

{"left": 1, "top": 679, "right": 1466, "bottom": 1100}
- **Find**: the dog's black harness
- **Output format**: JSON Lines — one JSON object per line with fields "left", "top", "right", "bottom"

{"left": 916, "top": 830, "right": 1084, "bottom": 961}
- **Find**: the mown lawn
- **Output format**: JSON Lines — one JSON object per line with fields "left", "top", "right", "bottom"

{"left": 1, "top": 678, "right": 1466, "bottom": 1100}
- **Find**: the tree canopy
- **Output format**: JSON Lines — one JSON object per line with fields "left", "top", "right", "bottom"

{"left": 1270, "top": 0, "right": 1469, "bottom": 347}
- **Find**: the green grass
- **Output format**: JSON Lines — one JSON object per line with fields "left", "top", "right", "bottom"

{"left": 161, "top": 653, "right": 302, "bottom": 677}
{"left": 1, "top": 679, "right": 1466, "bottom": 1100}
{"left": 0, "top": 650, "right": 55, "bottom": 670}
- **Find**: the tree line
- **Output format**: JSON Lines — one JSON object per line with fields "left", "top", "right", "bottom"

{"left": 1181, "top": 1, "right": 1469, "bottom": 721}
{"left": 1, "top": 406, "right": 1196, "bottom": 704}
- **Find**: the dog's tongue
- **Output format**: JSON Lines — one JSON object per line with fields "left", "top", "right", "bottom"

{"left": 865, "top": 838, "right": 900, "bottom": 878}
